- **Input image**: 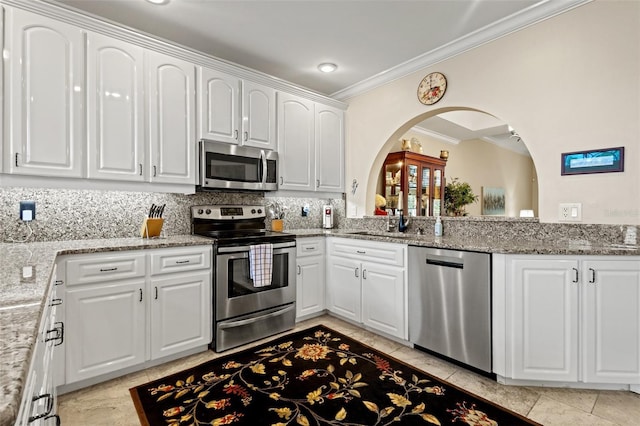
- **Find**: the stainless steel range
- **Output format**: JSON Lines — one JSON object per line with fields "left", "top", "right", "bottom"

{"left": 191, "top": 205, "right": 296, "bottom": 352}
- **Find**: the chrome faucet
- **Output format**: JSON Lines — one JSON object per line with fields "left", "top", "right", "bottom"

{"left": 398, "top": 210, "right": 409, "bottom": 232}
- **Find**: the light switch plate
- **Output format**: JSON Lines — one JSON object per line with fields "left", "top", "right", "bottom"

{"left": 559, "top": 203, "right": 582, "bottom": 221}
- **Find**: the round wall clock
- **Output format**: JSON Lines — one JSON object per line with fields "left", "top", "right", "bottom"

{"left": 417, "top": 72, "right": 447, "bottom": 105}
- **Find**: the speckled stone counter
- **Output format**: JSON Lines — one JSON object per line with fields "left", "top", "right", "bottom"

{"left": 0, "top": 235, "right": 212, "bottom": 426}
{"left": 290, "top": 229, "right": 640, "bottom": 256}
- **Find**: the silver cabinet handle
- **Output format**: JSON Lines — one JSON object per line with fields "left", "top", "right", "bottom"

{"left": 363, "top": 269, "right": 367, "bottom": 279}
{"left": 297, "top": 265, "right": 301, "bottom": 275}
{"left": 138, "top": 163, "right": 143, "bottom": 175}
{"left": 15, "top": 153, "right": 19, "bottom": 167}
{"left": 572, "top": 268, "right": 579, "bottom": 283}
{"left": 280, "top": 177, "right": 284, "bottom": 185}
{"left": 54, "top": 280, "right": 64, "bottom": 286}
{"left": 356, "top": 250, "right": 366, "bottom": 254}
{"left": 316, "top": 179, "right": 320, "bottom": 188}
{"left": 99, "top": 267, "right": 117, "bottom": 272}
{"left": 175, "top": 260, "right": 190, "bottom": 264}
{"left": 153, "top": 165, "right": 157, "bottom": 177}
{"left": 155, "top": 286, "right": 158, "bottom": 300}
{"left": 139, "top": 288, "right": 143, "bottom": 302}
{"left": 355, "top": 267, "right": 359, "bottom": 278}
{"left": 588, "top": 268, "right": 596, "bottom": 284}
{"left": 244, "top": 131, "right": 248, "bottom": 141}
{"left": 234, "top": 129, "right": 239, "bottom": 140}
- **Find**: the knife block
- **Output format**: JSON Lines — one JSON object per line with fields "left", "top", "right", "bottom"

{"left": 140, "top": 218, "right": 164, "bottom": 238}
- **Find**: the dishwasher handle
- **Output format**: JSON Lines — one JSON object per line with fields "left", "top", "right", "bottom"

{"left": 426, "top": 256, "right": 464, "bottom": 269}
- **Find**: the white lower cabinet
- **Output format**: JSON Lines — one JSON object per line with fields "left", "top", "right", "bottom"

{"left": 61, "top": 245, "right": 212, "bottom": 385}
{"left": 296, "top": 238, "right": 325, "bottom": 319}
{"left": 326, "top": 238, "right": 407, "bottom": 339}
{"left": 500, "top": 254, "right": 640, "bottom": 387}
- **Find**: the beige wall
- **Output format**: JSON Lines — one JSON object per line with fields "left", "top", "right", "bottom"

{"left": 345, "top": 0, "right": 640, "bottom": 224}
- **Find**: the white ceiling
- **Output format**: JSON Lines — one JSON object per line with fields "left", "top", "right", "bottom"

{"left": 44, "top": 0, "right": 586, "bottom": 154}
{"left": 48, "top": 0, "right": 585, "bottom": 98}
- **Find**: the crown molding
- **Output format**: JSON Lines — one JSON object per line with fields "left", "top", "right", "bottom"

{"left": 331, "top": 0, "right": 592, "bottom": 101}
{"left": 411, "top": 126, "right": 460, "bottom": 145}
{"left": 1, "top": 0, "right": 347, "bottom": 110}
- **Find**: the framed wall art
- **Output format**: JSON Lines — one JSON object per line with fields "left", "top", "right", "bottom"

{"left": 482, "top": 186, "right": 505, "bottom": 216}
{"left": 561, "top": 147, "right": 624, "bottom": 175}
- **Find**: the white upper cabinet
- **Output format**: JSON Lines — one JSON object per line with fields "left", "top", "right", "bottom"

{"left": 277, "top": 92, "right": 345, "bottom": 192}
{"left": 277, "top": 92, "right": 315, "bottom": 191}
{"left": 198, "top": 67, "right": 240, "bottom": 144}
{"left": 86, "top": 33, "right": 145, "bottom": 181}
{"left": 5, "top": 8, "right": 84, "bottom": 178}
{"left": 242, "top": 80, "right": 276, "bottom": 150}
{"left": 146, "top": 51, "right": 196, "bottom": 185}
{"left": 315, "top": 104, "right": 345, "bottom": 192}
{"left": 198, "top": 67, "right": 276, "bottom": 150}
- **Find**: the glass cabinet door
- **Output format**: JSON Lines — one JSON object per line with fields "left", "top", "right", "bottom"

{"left": 384, "top": 162, "right": 402, "bottom": 213}
{"left": 407, "top": 164, "right": 418, "bottom": 216}
{"left": 432, "top": 169, "right": 442, "bottom": 217}
{"left": 421, "top": 167, "right": 430, "bottom": 216}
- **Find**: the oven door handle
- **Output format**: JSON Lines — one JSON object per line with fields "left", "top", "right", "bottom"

{"left": 218, "top": 304, "right": 295, "bottom": 329}
{"left": 217, "top": 241, "right": 296, "bottom": 254}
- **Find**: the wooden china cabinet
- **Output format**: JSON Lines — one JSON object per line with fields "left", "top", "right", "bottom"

{"left": 381, "top": 151, "right": 446, "bottom": 217}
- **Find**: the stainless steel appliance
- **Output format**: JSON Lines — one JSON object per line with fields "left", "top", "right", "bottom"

{"left": 198, "top": 140, "right": 278, "bottom": 191}
{"left": 191, "top": 205, "right": 296, "bottom": 352}
{"left": 322, "top": 205, "right": 333, "bottom": 229}
{"left": 408, "top": 246, "right": 492, "bottom": 374}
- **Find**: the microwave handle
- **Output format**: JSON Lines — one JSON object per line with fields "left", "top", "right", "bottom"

{"left": 259, "top": 151, "right": 267, "bottom": 185}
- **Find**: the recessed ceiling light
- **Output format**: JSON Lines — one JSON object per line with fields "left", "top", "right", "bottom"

{"left": 146, "top": 0, "right": 169, "bottom": 5}
{"left": 318, "top": 63, "right": 337, "bottom": 73}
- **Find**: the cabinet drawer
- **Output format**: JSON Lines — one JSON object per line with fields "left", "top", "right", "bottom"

{"left": 328, "top": 237, "right": 405, "bottom": 267}
{"left": 297, "top": 238, "right": 324, "bottom": 257}
{"left": 66, "top": 252, "right": 146, "bottom": 285}
{"left": 150, "top": 245, "right": 212, "bottom": 275}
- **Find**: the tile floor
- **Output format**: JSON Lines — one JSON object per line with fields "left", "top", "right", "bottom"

{"left": 58, "top": 315, "right": 640, "bottom": 425}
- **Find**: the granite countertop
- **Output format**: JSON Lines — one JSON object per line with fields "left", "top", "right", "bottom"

{"left": 0, "top": 235, "right": 212, "bottom": 426}
{"left": 289, "top": 229, "right": 640, "bottom": 256}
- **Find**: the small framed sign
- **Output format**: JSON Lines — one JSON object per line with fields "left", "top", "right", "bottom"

{"left": 561, "top": 147, "right": 624, "bottom": 176}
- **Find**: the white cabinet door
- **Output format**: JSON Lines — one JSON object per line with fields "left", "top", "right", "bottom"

{"left": 315, "top": 104, "right": 345, "bottom": 192}
{"left": 65, "top": 279, "right": 146, "bottom": 383}
{"left": 242, "top": 80, "right": 276, "bottom": 150}
{"left": 326, "top": 257, "right": 361, "bottom": 322}
{"left": 5, "top": 8, "right": 84, "bottom": 177}
{"left": 150, "top": 271, "right": 211, "bottom": 359}
{"left": 508, "top": 258, "right": 579, "bottom": 381}
{"left": 361, "top": 262, "right": 406, "bottom": 339}
{"left": 198, "top": 67, "right": 240, "bottom": 144}
{"left": 582, "top": 259, "right": 640, "bottom": 384}
{"left": 296, "top": 255, "right": 325, "bottom": 318}
{"left": 87, "top": 33, "right": 145, "bottom": 181}
{"left": 277, "top": 92, "right": 315, "bottom": 191}
{"left": 147, "top": 51, "right": 196, "bottom": 184}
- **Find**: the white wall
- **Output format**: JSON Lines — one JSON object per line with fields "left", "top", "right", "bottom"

{"left": 344, "top": 0, "right": 640, "bottom": 224}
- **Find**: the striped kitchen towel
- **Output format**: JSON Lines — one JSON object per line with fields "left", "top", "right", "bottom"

{"left": 249, "top": 243, "right": 273, "bottom": 287}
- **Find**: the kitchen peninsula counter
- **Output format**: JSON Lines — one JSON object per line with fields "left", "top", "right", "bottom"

{"left": 0, "top": 235, "right": 212, "bottom": 426}
{"left": 289, "top": 228, "right": 640, "bottom": 256}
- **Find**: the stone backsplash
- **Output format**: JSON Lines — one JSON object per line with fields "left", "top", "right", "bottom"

{"left": 0, "top": 186, "right": 344, "bottom": 242}
{"left": 0, "top": 186, "right": 635, "bottom": 246}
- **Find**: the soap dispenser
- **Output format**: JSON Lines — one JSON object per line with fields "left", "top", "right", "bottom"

{"left": 434, "top": 216, "right": 443, "bottom": 237}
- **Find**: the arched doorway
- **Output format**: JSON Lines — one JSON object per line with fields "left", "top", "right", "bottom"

{"left": 366, "top": 108, "right": 538, "bottom": 217}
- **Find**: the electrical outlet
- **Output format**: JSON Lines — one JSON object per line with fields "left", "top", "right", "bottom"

{"left": 19, "top": 200, "right": 36, "bottom": 222}
{"left": 301, "top": 205, "right": 310, "bottom": 217}
{"left": 559, "top": 203, "right": 582, "bottom": 221}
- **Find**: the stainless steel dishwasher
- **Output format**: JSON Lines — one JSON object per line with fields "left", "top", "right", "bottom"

{"left": 408, "top": 246, "right": 492, "bottom": 374}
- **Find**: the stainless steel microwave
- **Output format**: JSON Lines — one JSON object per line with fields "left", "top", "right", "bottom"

{"left": 198, "top": 140, "right": 278, "bottom": 191}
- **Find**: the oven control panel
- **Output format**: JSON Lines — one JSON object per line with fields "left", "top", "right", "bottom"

{"left": 191, "top": 205, "right": 265, "bottom": 220}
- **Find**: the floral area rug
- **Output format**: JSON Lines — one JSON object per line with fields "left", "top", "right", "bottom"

{"left": 130, "top": 325, "right": 540, "bottom": 426}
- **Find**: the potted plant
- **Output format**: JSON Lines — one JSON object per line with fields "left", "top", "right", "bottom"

{"left": 444, "top": 178, "right": 478, "bottom": 216}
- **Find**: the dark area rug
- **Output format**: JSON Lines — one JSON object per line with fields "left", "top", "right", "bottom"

{"left": 130, "top": 325, "right": 541, "bottom": 425}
